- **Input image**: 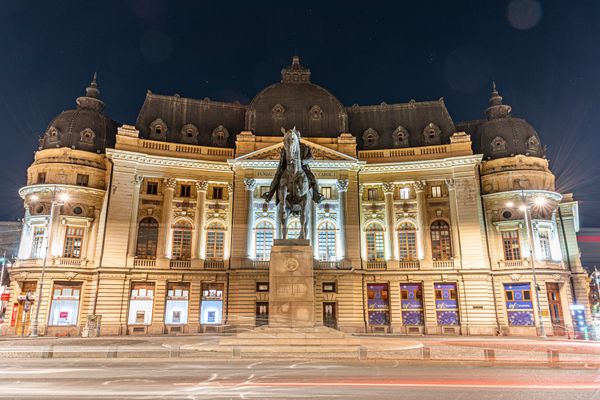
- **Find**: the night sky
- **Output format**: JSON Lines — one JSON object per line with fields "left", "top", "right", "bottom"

{"left": 1, "top": 1, "right": 599, "bottom": 225}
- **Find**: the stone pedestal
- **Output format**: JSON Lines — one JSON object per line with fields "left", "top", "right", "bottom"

{"left": 269, "top": 239, "right": 314, "bottom": 328}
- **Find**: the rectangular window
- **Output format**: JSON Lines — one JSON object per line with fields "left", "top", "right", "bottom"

{"left": 256, "top": 282, "right": 269, "bottom": 292}
{"left": 323, "top": 282, "right": 337, "bottom": 293}
{"left": 165, "top": 282, "right": 189, "bottom": 325}
{"left": 205, "top": 230, "right": 225, "bottom": 260}
{"left": 37, "top": 172, "right": 46, "bottom": 184}
{"left": 201, "top": 283, "right": 224, "bottom": 325}
{"left": 48, "top": 282, "right": 82, "bottom": 326}
{"left": 399, "top": 187, "right": 410, "bottom": 200}
{"left": 538, "top": 229, "right": 552, "bottom": 260}
{"left": 431, "top": 185, "right": 442, "bottom": 198}
{"left": 31, "top": 226, "right": 46, "bottom": 259}
{"left": 128, "top": 282, "right": 155, "bottom": 325}
{"left": 367, "top": 188, "right": 379, "bottom": 201}
{"left": 321, "top": 186, "right": 332, "bottom": 199}
{"left": 76, "top": 174, "right": 89, "bottom": 187}
{"left": 434, "top": 282, "right": 460, "bottom": 325}
{"left": 180, "top": 184, "right": 191, "bottom": 198}
{"left": 212, "top": 187, "right": 223, "bottom": 200}
{"left": 63, "top": 227, "right": 84, "bottom": 258}
{"left": 401, "top": 283, "right": 424, "bottom": 325}
{"left": 502, "top": 230, "right": 521, "bottom": 260}
{"left": 146, "top": 181, "right": 158, "bottom": 195}
{"left": 504, "top": 283, "right": 534, "bottom": 326}
{"left": 367, "top": 283, "right": 390, "bottom": 326}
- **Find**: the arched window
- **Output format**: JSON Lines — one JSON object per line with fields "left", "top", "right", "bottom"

{"left": 205, "top": 221, "right": 225, "bottom": 260}
{"left": 172, "top": 220, "right": 192, "bottom": 260}
{"left": 397, "top": 222, "right": 417, "bottom": 261}
{"left": 136, "top": 217, "right": 158, "bottom": 259}
{"left": 287, "top": 219, "right": 301, "bottom": 239}
{"left": 318, "top": 221, "right": 337, "bottom": 261}
{"left": 365, "top": 222, "right": 385, "bottom": 261}
{"left": 255, "top": 221, "right": 274, "bottom": 260}
{"left": 431, "top": 220, "right": 452, "bottom": 260}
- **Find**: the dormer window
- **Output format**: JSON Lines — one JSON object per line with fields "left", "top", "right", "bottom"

{"left": 491, "top": 136, "right": 507, "bottom": 154}
{"left": 309, "top": 105, "right": 323, "bottom": 121}
{"left": 79, "top": 128, "right": 96, "bottom": 144}
{"left": 180, "top": 124, "right": 198, "bottom": 144}
{"left": 526, "top": 136, "right": 541, "bottom": 155}
{"left": 211, "top": 125, "right": 229, "bottom": 147}
{"left": 362, "top": 128, "right": 379, "bottom": 148}
{"left": 393, "top": 126, "right": 409, "bottom": 147}
{"left": 149, "top": 118, "right": 167, "bottom": 140}
{"left": 46, "top": 127, "right": 60, "bottom": 143}
{"left": 272, "top": 104, "right": 286, "bottom": 119}
{"left": 423, "top": 123, "right": 441, "bottom": 145}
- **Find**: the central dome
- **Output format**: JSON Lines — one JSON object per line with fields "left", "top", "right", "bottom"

{"left": 245, "top": 56, "right": 347, "bottom": 137}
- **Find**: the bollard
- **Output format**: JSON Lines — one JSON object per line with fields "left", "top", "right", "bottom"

{"left": 547, "top": 349, "right": 559, "bottom": 364}
{"left": 169, "top": 345, "right": 180, "bottom": 358}
{"left": 107, "top": 347, "right": 118, "bottom": 359}
{"left": 421, "top": 346, "right": 431, "bottom": 360}
{"left": 484, "top": 348, "right": 495, "bottom": 362}
{"left": 358, "top": 346, "right": 368, "bottom": 360}
{"left": 41, "top": 345, "right": 54, "bottom": 359}
{"left": 232, "top": 346, "right": 241, "bottom": 359}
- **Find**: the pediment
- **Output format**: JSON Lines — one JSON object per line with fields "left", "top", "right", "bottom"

{"left": 234, "top": 139, "right": 358, "bottom": 163}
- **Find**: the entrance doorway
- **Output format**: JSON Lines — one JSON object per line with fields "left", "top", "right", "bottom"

{"left": 546, "top": 283, "right": 566, "bottom": 336}
{"left": 323, "top": 302, "right": 337, "bottom": 329}
{"left": 256, "top": 302, "right": 268, "bottom": 327}
{"left": 15, "top": 282, "right": 37, "bottom": 336}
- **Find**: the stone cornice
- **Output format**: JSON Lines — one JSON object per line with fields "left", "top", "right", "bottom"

{"left": 232, "top": 159, "right": 363, "bottom": 170}
{"left": 360, "top": 155, "right": 482, "bottom": 173}
{"left": 19, "top": 184, "right": 106, "bottom": 199}
{"left": 482, "top": 189, "right": 563, "bottom": 203}
{"left": 106, "top": 149, "right": 232, "bottom": 172}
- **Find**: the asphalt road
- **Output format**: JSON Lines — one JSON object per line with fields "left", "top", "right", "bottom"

{"left": 0, "top": 359, "right": 599, "bottom": 399}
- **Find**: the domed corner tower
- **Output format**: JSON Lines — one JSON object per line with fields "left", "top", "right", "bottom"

{"left": 12, "top": 74, "right": 118, "bottom": 335}
{"left": 478, "top": 83, "right": 587, "bottom": 337}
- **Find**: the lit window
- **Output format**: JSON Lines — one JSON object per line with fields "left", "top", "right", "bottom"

{"left": 256, "top": 282, "right": 269, "bottom": 292}
{"left": 399, "top": 187, "right": 410, "bottom": 200}
{"left": 146, "top": 181, "right": 158, "bottom": 195}
{"left": 318, "top": 221, "right": 337, "bottom": 261}
{"left": 502, "top": 230, "right": 521, "bottom": 260}
{"left": 48, "top": 282, "right": 81, "bottom": 326}
{"left": 205, "top": 222, "right": 225, "bottom": 260}
{"left": 255, "top": 221, "right": 274, "bottom": 260}
{"left": 76, "top": 174, "right": 89, "bottom": 187}
{"left": 180, "top": 185, "right": 191, "bottom": 198}
{"left": 431, "top": 185, "right": 442, "bottom": 198}
{"left": 37, "top": 172, "right": 46, "bottom": 184}
{"left": 397, "top": 222, "right": 417, "bottom": 260}
{"left": 538, "top": 229, "right": 552, "bottom": 260}
{"left": 63, "top": 227, "right": 84, "bottom": 258}
{"left": 287, "top": 219, "right": 301, "bottom": 239}
{"left": 171, "top": 221, "right": 192, "bottom": 260}
{"left": 136, "top": 217, "right": 158, "bottom": 259}
{"left": 430, "top": 220, "right": 452, "bottom": 260}
{"left": 323, "top": 282, "right": 337, "bottom": 293}
{"left": 31, "top": 226, "right": 46, "bottom": 258}
{"left": 367, "top": 188, "right": 379, "bottom": 201}
{"left": 365, "top": 222, "right": 385, "bottom": 261}
{"left": 321, "top": 187, "right": 332, "bottom": 199}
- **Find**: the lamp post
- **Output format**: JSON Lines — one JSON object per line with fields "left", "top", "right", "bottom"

{"left": 506, "top": 193, "right": 547, "bottom": 338}
{"left": 29, "top": 187, "right": 68, "bottom": 337}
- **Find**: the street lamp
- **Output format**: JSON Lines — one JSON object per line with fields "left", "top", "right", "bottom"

{"left": 506, "top": 193, "right": 547, "bottom": 338}
{"left": 29, "top": 186, "right": 69, "bottom": 337}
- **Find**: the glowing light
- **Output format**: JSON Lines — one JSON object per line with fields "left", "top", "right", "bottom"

{"left": 505, "top": 201, "right": 514, "bottom": 208}
{"left": 534, "top": 196, "right": 547, "bottom": 207}
{"left": 30, "top": 194, "right": 39, "bottom": 202}
{"left": 59, "top": 193, "right": 70, "bottom": 202}
{"left": 519, "top": 205, "right": 527, "bottom": 212}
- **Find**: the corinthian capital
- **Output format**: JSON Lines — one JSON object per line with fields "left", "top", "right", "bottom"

{"left": 382, "top": 182, "right": 395, "bottom": 195}
{"left": 413, "top": 180, "right": 427, "bottom": 192}
{"left": 444, "top": 178, "right": 456, "bottom": 190}
{"left": 163, "top": 177, "right": 177, "bottom": 190}
{"left": 195, "top": 180, "right": 208, "bottom": 192}
{"left": 335, "top": 179, "right": 349, "bottom": 193}
{"left": 243, "top": 178, "right": 257, "bottom": 191}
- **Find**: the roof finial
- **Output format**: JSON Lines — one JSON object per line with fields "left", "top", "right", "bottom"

{"left": 85, "top": 71, "right": 100, "bottom": 99}
{"left": 485, "top": 81, "right": 511, "bottom": 120}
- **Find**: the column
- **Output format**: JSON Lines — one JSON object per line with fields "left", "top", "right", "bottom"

{"left": 192, "top": 181, "right": 208, "bottom": 260}
{"left": 414, "top": 181, "right": 430, "bottom": 261}
{"left": 382, "top": 183, "right": 397, "bottom": 261}
{"left": 86, "top": 207, "right": 101, "bottom": 261}
{"left": 243, "top": 178, "right": 256, "bottom": 259}
{"left": 126, "top": 175, "right": 143, "bottom": 259}
{"left": 336, "top": 179, "right": 349, "bottom": 260}
{"left": 445, "top": 178, "right": 461, "bottom": 260}
{"left": 158, "top": 178, "right": 176, "bottom": 259}
{"left": 224, "top": 183, "right": 234, "bottom": 260}
{"left": 312, "top": 200, "right": 318, "bottom": 259}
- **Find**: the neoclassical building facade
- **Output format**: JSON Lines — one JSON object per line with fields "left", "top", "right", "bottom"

{"left": 7, "top": 57, "right": 590, "bottom": 337}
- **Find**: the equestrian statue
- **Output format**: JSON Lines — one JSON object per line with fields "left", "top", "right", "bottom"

{"left": 262, "top": 127, "right": 323, "bottom": 239}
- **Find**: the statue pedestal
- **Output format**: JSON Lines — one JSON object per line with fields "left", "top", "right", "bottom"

{"left": 269, "top": 239, "right": 315, "bottom": 328}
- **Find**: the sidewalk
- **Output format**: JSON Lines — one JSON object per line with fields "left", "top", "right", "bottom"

{"left": 0, "top": 334, "right": 598, "bottom": 365}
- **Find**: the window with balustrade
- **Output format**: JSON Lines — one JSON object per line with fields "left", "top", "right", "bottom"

{"left": 365, "top": 222, "right": 385, "bottom": 261}
{"left": 171, "top": 220, "right": 192, "bottom": 260}
{"left": 255, "top": 221, "right": 274, "bottom": 260}
{"left": 431, "top": 220, "right": 452, "bottom": 260}
{"left": 397, "top": 222, "right": 417, "bottom": 260}
{"left": 63, "top": 227, "right": 84, "bottom": 258}
{"left": 538, "top": 229, "right": 552, "bottom": 260}
{"left": 502, "top": 230, "right": 521, "bottom": 260}
{"left": 318, "top": 221, "right": 337, "bottom": 261}
{"left": 205, "top": 222, "right": 225, "bottom": 260}
{"left": 31, "top": 226, "right": 46, "bottom": 259}
{"left": 287, "top": 219, "right": 301, "bottom": 239}
{"left": 136, "top": 217, "right": 158, "bottom": 259}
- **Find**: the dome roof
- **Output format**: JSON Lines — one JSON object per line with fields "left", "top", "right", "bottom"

{"left": 39, "top": 73, "right": 118, "bottom": 153}
{"left": 477, "top": 83, "right": 544, "bottom": 160}
{"left": 245, "top": 56, "right": 347, "bottom": 137}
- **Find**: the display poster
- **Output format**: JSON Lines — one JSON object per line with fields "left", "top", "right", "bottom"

{"left": 504, "top": 283, "right": 534, "bottom": 326}
{"left": 367, "top": 283, "right": 390, "bottom": 325}
{"left": 434, "top": 282, "right": 459, "bottom": 325}
{"left": 401, "top": 283, "right": 424, "bottom": 325}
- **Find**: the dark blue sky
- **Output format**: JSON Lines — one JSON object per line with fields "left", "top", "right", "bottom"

{"left": 1, "top": 1, "right": 599, "bottom": 225}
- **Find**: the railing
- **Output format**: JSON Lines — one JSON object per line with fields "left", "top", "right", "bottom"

{"left": 141, "top": 139, "right": 233, "bottom": 158}
{"left": 398, "top": 260, "right": 420, "bottom": 269}
{"left": 133, "top": 258, "right": 156, "bottom": 267}
{"left": 358, "top": 144, "right": 449, "bottom": 160}
{"left": 366, "top": 261, "right": 387, "bottom": 270}
{"left": 316, "top": 261, "right": 340, "bottom": 269}
{"left": 170, "top": 260, "right": 191, "bottom": 269}
{"left": 251, "top": 260, "right": 270, "bottom": 269}
{"left": 204, "top": 259, "right": 225, "bottom": 269}
{"left": 432, "top": 259, "right": 454, "bottom": 269}
{"left": 56, "top": 257, "right": 83, "bottom": 266}
{"left": 497, "top": 259, "right": 526, "bottom": 268}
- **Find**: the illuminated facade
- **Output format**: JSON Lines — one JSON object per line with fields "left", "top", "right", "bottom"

{"left": 7, "top": 58, "right": 590, "bottom": 337}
